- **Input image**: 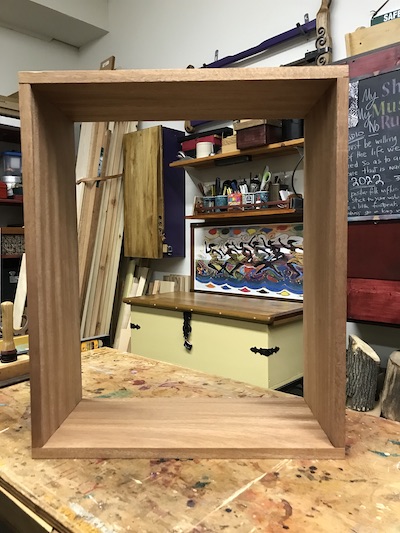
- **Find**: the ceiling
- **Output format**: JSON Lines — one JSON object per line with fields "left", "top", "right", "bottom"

{"left": 0, "top": 0, "right": 108, "bottom": 47}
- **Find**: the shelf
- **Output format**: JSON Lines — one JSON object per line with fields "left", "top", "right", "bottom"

{"left": 0, "top": 227, "right": 24, "bottom": 234}
{"left": 1, "top": 254, "right": 23, "bottom": 259}
{"left": 186, "top": 207, "right": 300, "bottom": 221}
{"left": 170, "top": 138, "right": 304, "bottom": 169}
{"left": 0, "top": 197, "right": 23, "bottom": 206}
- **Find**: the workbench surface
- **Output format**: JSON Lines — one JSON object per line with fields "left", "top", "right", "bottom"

{"left": 0, "top": 348, "right": 399, "bottom": 532}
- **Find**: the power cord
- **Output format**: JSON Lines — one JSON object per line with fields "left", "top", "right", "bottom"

{"left": 291, "top": 148, "right": 304, "bottom": 197}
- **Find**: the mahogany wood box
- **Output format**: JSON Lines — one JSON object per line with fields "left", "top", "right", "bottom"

{"left": 236, "top": 123, "right": 282, "bottom": 149}
{"left": 19, "top": 66, "right": 349, "bottom": 459}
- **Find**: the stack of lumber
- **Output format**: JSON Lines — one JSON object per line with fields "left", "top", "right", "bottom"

{"left": 113, "top": 260, "right": 151, "bottom": 351}
{"left": 162, "top": 274, "right": 191, "bottom": 293}
{"left": 113, "top": 270, "right": 191, "bottom": 352}
{"left": 76, "top": 120, "right": 138, "bottom": 339}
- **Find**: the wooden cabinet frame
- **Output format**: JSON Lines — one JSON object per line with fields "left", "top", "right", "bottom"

{"left": 19, "top": 67, "right": 348, "bottom": 459}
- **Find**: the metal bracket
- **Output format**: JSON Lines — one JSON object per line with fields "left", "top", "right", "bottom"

{"left": 250, "top": 346, "right": 280, "bottom": 358}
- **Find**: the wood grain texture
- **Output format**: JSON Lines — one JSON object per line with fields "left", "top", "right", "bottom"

{"left": 124, "top": 126, "right": 163, "bottom": 258}
{"left": 33, "top": 397, "right": 343, "bottom": 459}
{"left": 186, "top": 208, "right": 298, "bottom": 221}
{"left": 348, "top": 222, "right": 400, "bottom": 281}
{"left": 18, "top": 67, "right": 347, "bottom": 122}
{"left": 78, "top": 123, "right": 109, "bottom": 307}
{"left": 303, "top": 78, "right": 348, "bottom": 448}
{"left": 19, "top": 85, "right": 82, "bottom": 448}
{"left": 347, "top": 278, "right": 400, "bottom": 325}
{"left": 124, "top": 291, "right": 303, "bottom": 325}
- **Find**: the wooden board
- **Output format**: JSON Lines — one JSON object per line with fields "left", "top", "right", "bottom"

{"left": 123, "top": 126, "right": 163, "bottom": 258}
{"left": 124, "top": 291, "right": 303, "bottom": 325}
{"left": 34, "top": 397, "right": 342, "bottom": 459}
{"left": 347, "top": 278, "right": 400, "bottom": 325}
{"left": 345, "top": 17, "right": 400, "bottom": 57}
{"left": 303, "top": 78, "right": 348, "bottom": 448}
{"left": 18, "top": 84, "right": 82, "bottom": 449}
{"left": 18, "top": 67, "right": 347, "bottom": 121}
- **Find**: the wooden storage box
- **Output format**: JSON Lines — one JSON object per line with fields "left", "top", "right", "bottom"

{"left": 19, "top": 66, "right": 348, "bottom": 459}
{"left": 127, "top": 293, "right": 303, "bottom": 390}
{"left": 237, "top": 123, "right": 282, "bottom": 149}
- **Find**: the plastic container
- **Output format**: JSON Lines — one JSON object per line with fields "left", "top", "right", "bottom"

{"left": 0, "top": 151, "right": 22, "bottom": 176}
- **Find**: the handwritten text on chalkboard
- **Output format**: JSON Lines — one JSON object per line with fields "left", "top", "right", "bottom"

{"left": 348, "top": 70, "right": 400, "bottom": 220}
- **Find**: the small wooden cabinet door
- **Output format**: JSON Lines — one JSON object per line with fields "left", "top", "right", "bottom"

{"left": 123, "top": 126, "right": 163, "bottom": 258}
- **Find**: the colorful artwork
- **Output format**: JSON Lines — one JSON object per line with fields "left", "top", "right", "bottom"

{"left": 193, "top": 224, "right": 303, "bottom": 300}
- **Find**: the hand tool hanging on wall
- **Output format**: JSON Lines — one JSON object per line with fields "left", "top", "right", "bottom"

{"left": 315, "top": 0, "right": 333, "bottom": 65}
{"left": 185, "top": 1, "right": 333, "bottom": 132}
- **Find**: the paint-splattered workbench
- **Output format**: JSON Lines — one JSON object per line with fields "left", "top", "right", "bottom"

{"left": 0, "top": 348, "right": 399, "bottom": 532}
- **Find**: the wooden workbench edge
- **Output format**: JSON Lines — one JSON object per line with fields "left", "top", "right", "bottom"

{"left": 0, "top": 478, "right": 64, "bottom": 533}
{"left": 124, "top": 292, "right": 303, "bottom": 325}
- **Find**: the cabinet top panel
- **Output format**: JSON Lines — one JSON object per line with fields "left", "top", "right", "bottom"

{"left": 18, "top": 66, "right": 348, "bottom": 123}
{"left": 125, "top": 291, "right": 303, "bottom": 325}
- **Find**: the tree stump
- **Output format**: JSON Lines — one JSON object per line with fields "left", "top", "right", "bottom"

{"left": 381, "top": 350, "right": 400, "bottom": 421}
{"left": 346, "top": 334, "right": 380, "bottom": 412}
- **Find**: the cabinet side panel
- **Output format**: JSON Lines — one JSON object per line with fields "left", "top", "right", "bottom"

{"left": 303, "top": 78, "right": 348, "bottom": 448}
{"left": 162, "top": 128, "right": 185, "bottom": 257}
{"left": 19, "top": 84, "right": 82, "bottom": 448}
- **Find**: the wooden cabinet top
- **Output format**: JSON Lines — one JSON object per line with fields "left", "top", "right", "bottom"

{"left": 124, "top": 291, "right": 303, "bottom": 325}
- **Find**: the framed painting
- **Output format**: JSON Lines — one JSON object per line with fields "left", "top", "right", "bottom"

{"left": 191, "top": 222, "right": 303, "bottom": 300}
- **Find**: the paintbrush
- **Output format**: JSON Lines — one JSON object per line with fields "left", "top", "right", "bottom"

{"left": 1, "top": 301, "right": 17, "bottom": 363}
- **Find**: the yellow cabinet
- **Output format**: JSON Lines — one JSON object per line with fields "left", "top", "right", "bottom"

{"left": 128, "top": 292, "right": 303, "bottom": 389}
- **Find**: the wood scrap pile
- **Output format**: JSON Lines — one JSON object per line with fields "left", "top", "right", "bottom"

{"left": 76, "top": 120, "right": 138, "bottom": 340}
{"left": 113, "top": 266, "right": 190, "bottom": 352}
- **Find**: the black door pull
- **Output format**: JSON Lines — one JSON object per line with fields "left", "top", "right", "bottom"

{"left": 250, "top": 346, "right": 280, "bottom": 357}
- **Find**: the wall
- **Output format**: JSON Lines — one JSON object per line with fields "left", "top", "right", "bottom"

{"left": 78, "top": 0, "right": 383, "bottom": 69}
{"left": 0, "top": 26, "right": 79, "bottom": 95}
{"left": 33, "top": 0, "right": 108, "bottom": 30}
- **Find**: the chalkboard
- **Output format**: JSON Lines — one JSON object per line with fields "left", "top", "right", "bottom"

{"left": 348, "top": 68, "right": 400, "bottom": 220}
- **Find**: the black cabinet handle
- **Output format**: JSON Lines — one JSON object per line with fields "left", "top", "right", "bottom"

{"left": 130, "top": 323, "right": 141, "bottom": 330}
{"left": 183, "top": 311, "right": 192, "bottom": 351}
{"left": 250, "top": 346, "right": 280, "bottom": 357}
